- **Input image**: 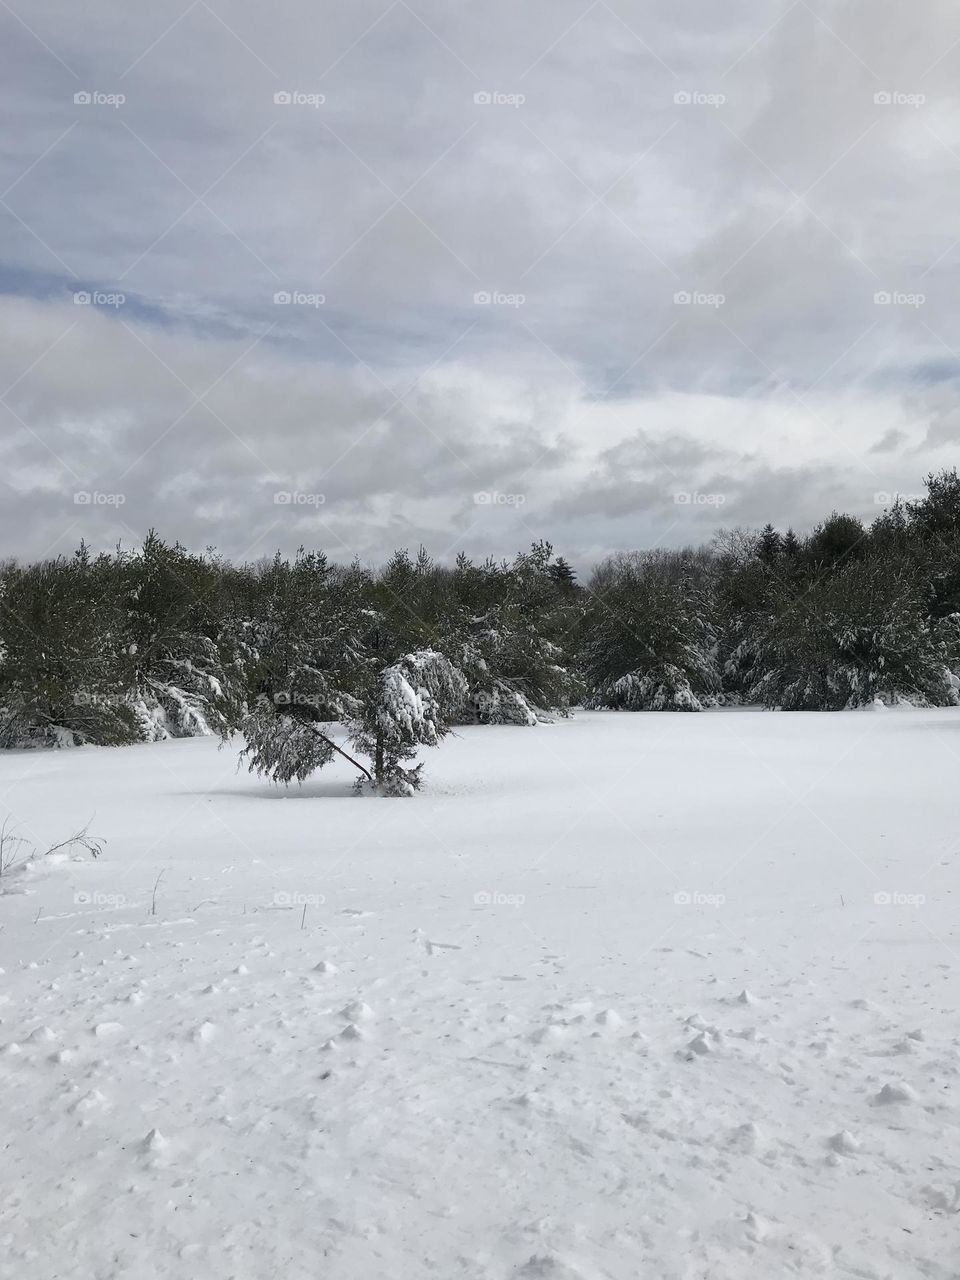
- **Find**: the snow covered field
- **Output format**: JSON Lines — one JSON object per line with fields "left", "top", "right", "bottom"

{"left": 2, "top": 708, "right": 959, "bottom": 1279}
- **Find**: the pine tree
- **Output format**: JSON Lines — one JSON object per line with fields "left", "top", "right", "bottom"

{"left": 903, "top": 472, "right": 960, "bottom": 620}
{"left": 746, "top": 558, "right": 959, "bottom": 709}
{"left": 0, "top": 546, "right": 134, "bottom": 746}
{"left": 782, "top": 528, "right": 801, "bottom": 559}
{"left": 117, "top": 532, "right": 240, "bottom": 739}
{"left": 805, "top": 512, "right": 866, "bottom": 568}
{"left": 453, "top": 544, "right": 583, "bottom": 723}
{"left": 757, "top": 524, "right": 783, "bottom": 564}
{"left": 548, "top": 556, "right": 578, "bottom": 593}
{"left": 232, "top": 550, "right": 466, "bottom": 795}
{"left": 906, "top": 469, "right": 960, "bottom": 541}
{"left": 231, "top": 549, "right": 367, "bottom": 782}
{"left": 353, "top": 650, "right": 466, "bottom": 795}
{"left": 582, "top": 552, "right": 719, "bottom": 711}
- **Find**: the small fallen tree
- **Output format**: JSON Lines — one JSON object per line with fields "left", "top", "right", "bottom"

{"left": 229, "top": 552, "right": 467, "bottom": 795}
{"left": 238, "top": 650, "right": 465, "bottom": 796}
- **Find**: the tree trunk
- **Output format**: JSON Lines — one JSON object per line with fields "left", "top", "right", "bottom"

{"left": 311, "top": 727, "right": 373, "bottom": 784}
{"left": 375, "top": 729, "right": 385, "bottom": 788}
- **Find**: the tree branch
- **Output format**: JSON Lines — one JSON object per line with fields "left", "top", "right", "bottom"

{"left": 311, "top": 726, "right": 373, "bottom": 783}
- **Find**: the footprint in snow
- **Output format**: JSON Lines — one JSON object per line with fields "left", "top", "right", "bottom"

{"left": 684, "top": 1032, "right": 714, "bottom": 1057}
{"left": 873, "top": 1081, "right": 916, "bottom": 1105}
{"left": 827, "top": 1129, "right": 860, "bottom": 1155}
{"left": 728, "top": 1121, "right": 760, "bottom": 1152}
{"left": 889, "top": 1037, "right": 916, "bottom": 1056}
{"left": 339, "top": 1022, "right": 367, "bottom": 1042}
{"left": 140, "top": 1128, "right": 167, "bottom": 1155}
{"left": 516, "top": 1255, "right": 586, "bottom": 1278}
{"left": 921, "top": 1181, "right": 960, "bottom": 1213}
{"left": 593, "top": 1008, "right": 624, "bottom": 1029}
{"left": 682, "top": 1028, "right": 725, "bottom": 1059}
{"left": 71, "top": 1089, "right": 107, "bottom": 1115}
{"left": 339, "top": 1000, "right": 374, "bottom": 1022}
{"left": 529, "top": 1024, "right": 567, "bottom": 1046}
{"left": 92, "top": 1022, "right": 124, "bottom": 1038}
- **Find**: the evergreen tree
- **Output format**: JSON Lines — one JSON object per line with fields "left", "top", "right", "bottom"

{"left": 0, "top": 546, "right": 133, "bottom": 746}
{"left": 231, "top": 549, "right": 368, "bottom": 782}
{"left": 869, "top": 501, "right": 910, "bottom": 557}
{"left": 353, "top": 650, "right": 466, "bottom": 795}
{"left": 548, "top": 556, "right": 578, "bottom": 593}
{"left": 4, "top": 499, "right": 960, "bottom": 751}
{"left": 117, "top": 532, "right": 240, "bottom": 739}
{"left": 805, "top": 512, "right": 866, "bottom": 568}
{"left": 232, "top": 549, "right": 466, "bottom": 795}
{"left": 757, "top": 524, "right": 783, "bottom": 564}
{"left": 906, "top": 469, "right": 960, "bottom": 541}
{"left": 453, "top": 543, "right": 583, "bottom": 723}
{"left": 582, "top": 552, "right": 719, "bottom": 711}
{"left": 747, "top": 558, "right": 960, "bottom": 709}
{"left": 904, "top": 471, "right": 960, "bottom": 620}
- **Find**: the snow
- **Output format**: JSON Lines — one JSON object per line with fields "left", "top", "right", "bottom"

{"left": 1, "top": 707, "right": 960, "bottom": 1278}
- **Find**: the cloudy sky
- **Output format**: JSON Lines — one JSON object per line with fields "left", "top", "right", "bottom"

{"left": 1, "top": 0, "right": 959, "bottom": 568}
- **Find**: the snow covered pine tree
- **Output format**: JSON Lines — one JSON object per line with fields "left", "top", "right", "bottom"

{"left": 582, "top": 551, "right": 720, "bottom": 711}
{"left": 230, "top": 551, "right": 466, "bottom": 795}
{"left": 353, "top": 650, "right": 466, "bottom": 795}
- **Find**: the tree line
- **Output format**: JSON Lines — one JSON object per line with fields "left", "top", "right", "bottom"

{"left": 1, "top": 470, "right": 959, "bottom": 792}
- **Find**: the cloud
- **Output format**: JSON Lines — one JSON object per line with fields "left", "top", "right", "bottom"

{"left": 1, "top": 0, "right": 959, "bottom": 565}
{"left": 870, "top": 427, "right": 908, "bottom": 453}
